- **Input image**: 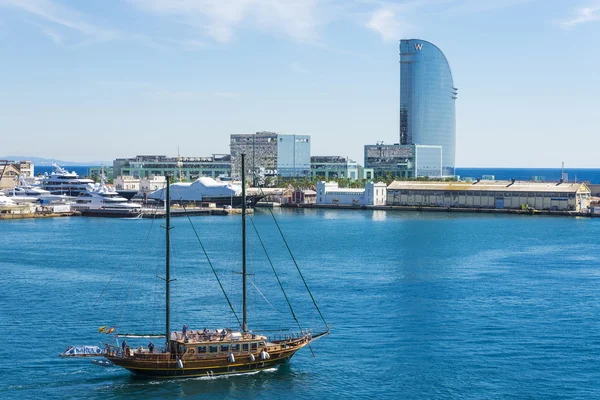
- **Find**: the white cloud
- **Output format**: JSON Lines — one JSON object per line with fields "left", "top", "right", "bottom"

{"left": 365, "top": 7, "right": 405, "bottom": 41}
{"left": 0, "top": 0, "right": 119, "bottom": 44}
{"left": 129, "top": 0, "right": 322, "bottom": 44}
{"left": 0, "top": 0, "right": 535, "bottom": 49}
{"left": 561, "top": 5, "right": 600, "bottom": 27}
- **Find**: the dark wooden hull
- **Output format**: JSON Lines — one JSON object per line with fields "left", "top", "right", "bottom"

{"left": 106, "top": 349, "right": 297, "bottom": 378}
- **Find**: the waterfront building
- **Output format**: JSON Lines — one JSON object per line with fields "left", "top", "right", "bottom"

{"left": 114, "top": 175, "right": 166, "bottom": 198}
{"left": 230, "top": 131, "right": 310, "bottom": 181}
{"left": 310, "top": 156, "right": 360, "bottom": 180}
{"left": 400, "top": 39, "right": 457, "bottom": 176}
{"left": 588, "top": 184, "right": 600, "bottom": 197}
{"left": 89, "top": 166, "right": 114, "bottom": 180}
{"left": 140, "top": 175, "right": 166, "bottom": 197}
{"left": 387, "top": 181, "right": 591, "bottom": 212}
{"left": 364, "top": 143, "right": 442, "bottom": 179}
{"left": 316, "top": 181, "right": 387, "bottom": 206}
{"left": 247, "top": 187, "right": 293, "bottom": 205}
{"left": 291, "top": 189, "right": 317, "bottom": 205}
{"left": 114, "top": 176, "right": 140, "bottom": 192}
{"left": 0, "top": 160, "right": 34, "bottom": 189}
{"left": 113, "top": 154, "right": 231, "bottom": 180}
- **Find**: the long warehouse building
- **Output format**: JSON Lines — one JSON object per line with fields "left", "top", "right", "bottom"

{"left": 387, "top": 181, "right": 591, "bottom": 212}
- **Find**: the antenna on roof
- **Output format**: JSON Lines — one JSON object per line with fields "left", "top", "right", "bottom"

{"left": 560, "top": 161, "right": 568, "bottom": 184}
{"left": 177, "top": 146, "right": 183, "bottom": 183}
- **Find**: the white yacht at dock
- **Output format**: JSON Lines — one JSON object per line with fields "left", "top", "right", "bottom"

{"left": 40, "top": 164, "right": 95, "bottom": 196}
{"left": 72, "top": 182, "right": 142, "bottom": 217}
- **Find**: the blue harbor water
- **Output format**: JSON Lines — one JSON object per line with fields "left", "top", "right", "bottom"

{"left": 2, "top": 209, "right": 600, "bottom": 399}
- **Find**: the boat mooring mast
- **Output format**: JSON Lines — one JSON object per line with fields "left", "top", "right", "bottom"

{"left": 241, "top": 153, "right": 248, "bottom": 333}
{"left": 165, "top": 175, "right": 171, "bottom": 348}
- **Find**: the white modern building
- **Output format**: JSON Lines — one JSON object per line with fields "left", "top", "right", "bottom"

{"left": 140, "top": 175, "right": 166, "bottom": 196}
{"left": 114, "top": 176, "right": 140, "bottom": 192}
{"left": 316, "top": 181, "right": 387, "bottom": 206}
{"left": 114, "top": 175, "right": 166, "bottom": 198}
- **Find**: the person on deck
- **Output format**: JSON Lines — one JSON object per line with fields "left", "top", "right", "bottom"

{"left": 121, "top": 340, "right": 127, "bottom": 357}
{"left": 148, "top": 341, "right": 154, "bottom": 353}
{"left": 182, "top": 324, "right": 188, "bottom": 337}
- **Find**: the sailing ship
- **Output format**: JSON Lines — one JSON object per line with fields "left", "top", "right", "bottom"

{"left": 63, "top": 153, "right": 329, "bottom": 378}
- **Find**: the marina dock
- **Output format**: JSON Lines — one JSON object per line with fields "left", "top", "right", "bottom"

{"left": 136, "top": 206, "right": 252, "bottom": 218}
{"left": 0, "top": 211, "right": 76, "bottom": 220}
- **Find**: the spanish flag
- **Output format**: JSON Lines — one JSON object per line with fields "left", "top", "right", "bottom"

{"left": 98, "top": 326, "right": 106, "bottom": 333}
{"left": 106, "top": 327, "right": 115, "bottom": 334}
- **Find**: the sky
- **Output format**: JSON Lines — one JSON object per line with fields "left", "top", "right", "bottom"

{"left": 0, "top": 0, "right": 599, "bottom": 167}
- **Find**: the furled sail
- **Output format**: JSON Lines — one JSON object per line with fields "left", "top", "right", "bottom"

{"left": 59, "top": 345, "right": 104, "bottom": 358}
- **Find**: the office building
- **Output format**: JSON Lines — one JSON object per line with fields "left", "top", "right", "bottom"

{"left": 400, "top": 39, "right": 457, "bottom": 176}
{"left": 364, "top": 143, "right": 442, "bottom": 179}
{"left": 113, "top": 155, "right": 231, "bottom": 180}
{"left": 230, "top": 131, "right": 310, "bottom": 181}
{"left": 310, "top": 156, "right": 360, "bottom": 180}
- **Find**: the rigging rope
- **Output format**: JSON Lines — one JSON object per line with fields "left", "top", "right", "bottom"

{"left": 181, "top": 204, "right": 242, "bottom": 328}
{"left": 249, "top": 215, "right": 302, "bottom": 330}
{"left": 248, "top": 277, "right": 279, "bottom": 313}
{"left": 259, "top": 189, "right": 329, "bottom": 330}
{"left": 249, "top": 215, "right": 316, "bottom": 356}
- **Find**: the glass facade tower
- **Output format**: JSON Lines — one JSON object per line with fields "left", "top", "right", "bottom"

{"left": 400, "top": 39, "right": 457, "bottom": 176}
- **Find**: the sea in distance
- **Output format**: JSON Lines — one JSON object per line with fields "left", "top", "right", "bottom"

{"left": 1, "top": 208, "right": 600, "bottom": 399}
{"left": 34, "top": 165, "right": 600, "bottom": 184}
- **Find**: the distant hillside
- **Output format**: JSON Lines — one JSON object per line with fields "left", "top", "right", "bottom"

{"left": 0, "top": 156, "right": 111, "bottom": 166}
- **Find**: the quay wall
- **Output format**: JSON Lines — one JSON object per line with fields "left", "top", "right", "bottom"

{"left": 281, "top": 203, "right": 599, "bottom": 218}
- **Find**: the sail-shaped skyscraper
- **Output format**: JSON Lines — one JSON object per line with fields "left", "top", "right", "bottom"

{"left": 399, "top": 39, "right": 458, "bottom": 176}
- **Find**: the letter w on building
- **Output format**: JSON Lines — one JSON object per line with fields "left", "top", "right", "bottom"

{"left": 413, "top": 43, "right": 423, "bottom": 51}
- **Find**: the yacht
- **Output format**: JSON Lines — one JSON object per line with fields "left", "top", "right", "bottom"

{"left": 0, "top": 192, "right": 29, "bottom": 212}
{"left": 4, "top": 177, "right": 72, "bottom": 204}
{"left": 72, "top": 183, "right": 142, "bottom": 217}
{"left": 2, "top": 188, "right": 39, "bottom": 203}
{"left": 0, "top": 192, "right": 15, "bottom": 205}
{"left": 40, "top": 164, "right": 95, "bottom": 196}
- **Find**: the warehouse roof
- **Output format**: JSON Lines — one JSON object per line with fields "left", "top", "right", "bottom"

{"left": 387, "top": 181, "right": 590, "bottom": 194}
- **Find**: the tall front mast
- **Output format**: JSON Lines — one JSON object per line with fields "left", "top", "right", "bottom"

{"left": 241, "top": 154, "right": 248, "bottom": 332}
{"left": 165, "top": 176, "right": 171, "bottom": 347}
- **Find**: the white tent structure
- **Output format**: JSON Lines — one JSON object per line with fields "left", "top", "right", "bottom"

{"left": 149, "top": 177, "right": 241, "bottom": 202}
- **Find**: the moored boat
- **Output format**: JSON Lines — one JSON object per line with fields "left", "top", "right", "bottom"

{"left": 61, "top": 153, "right": 328, "bottom": 378}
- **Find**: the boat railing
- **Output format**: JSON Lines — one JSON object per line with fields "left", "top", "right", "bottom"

{"left": 267, "top": 329, "right": 312, "bottom": 343}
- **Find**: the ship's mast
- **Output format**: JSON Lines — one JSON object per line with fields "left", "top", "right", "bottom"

{"left": 241, "top": 153, "right": 248, "bottom": 332}
{"left": 165, "top": 176, "right": 171, "bottom": 348}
